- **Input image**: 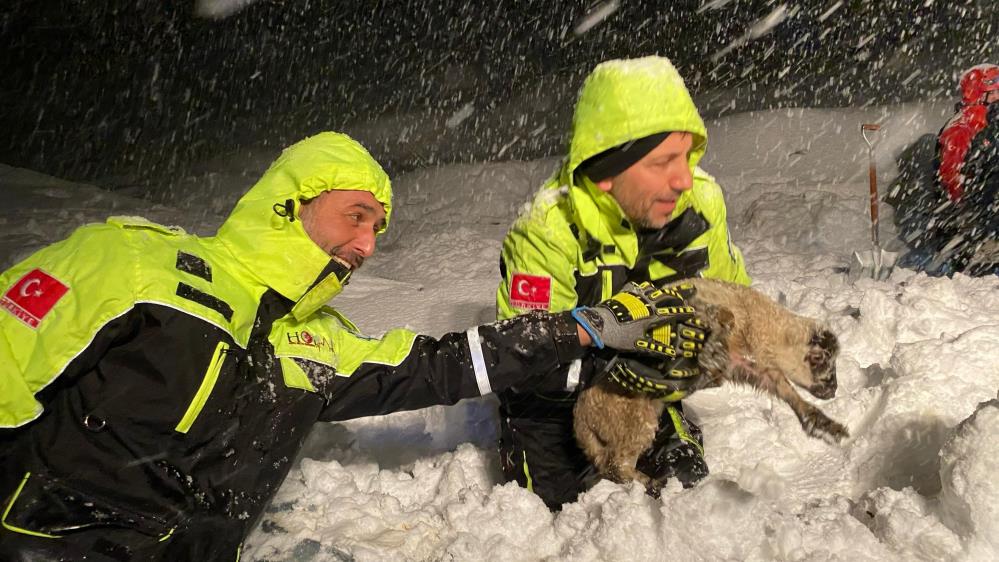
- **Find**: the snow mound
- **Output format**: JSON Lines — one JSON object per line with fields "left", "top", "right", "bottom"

{"left": 939, "top": 399, "right": 999, "bottom": 558}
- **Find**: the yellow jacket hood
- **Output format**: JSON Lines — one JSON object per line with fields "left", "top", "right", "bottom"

{"left": 216, "top": 132, "right": 392, "bottom": 317}
{"left": 563, "top": 56, "right": 708, "bottom": 184}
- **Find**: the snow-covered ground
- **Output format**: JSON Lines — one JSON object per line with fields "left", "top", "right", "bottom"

{"left": 3, "top": 100, "right": 998, "bottom": 562}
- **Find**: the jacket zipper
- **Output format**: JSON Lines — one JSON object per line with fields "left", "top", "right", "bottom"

{"left": 601, "top": 269, "right": 614, "bottom": 300}
{"left": 175, "top": 341, "right": 229, "bottom": 434}
{"left": 1, "top": 473, "right": 60, "bottom": 538}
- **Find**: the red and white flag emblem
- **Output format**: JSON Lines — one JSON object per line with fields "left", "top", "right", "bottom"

{"left": 1, "top": 268, "right": 69, "bottom": 329}
{"left": 509, "top": 273, "right": 552, "bottom": 310}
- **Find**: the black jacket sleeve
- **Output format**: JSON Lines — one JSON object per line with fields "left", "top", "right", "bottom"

{"left": 962, "top": 108, "right": 999, "bottom": 212}
{"left": 319, "top": 311, "right": 587, "bottom": 421}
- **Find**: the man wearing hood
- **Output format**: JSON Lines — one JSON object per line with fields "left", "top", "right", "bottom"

{"left": 896, "top": 64, "right": 999, "bottom": 276}
{"left": 0, "top": 131, "right": 705, "bottom": 560}
{"left": 496, "top": 57, "right": 751, "bottom": 510}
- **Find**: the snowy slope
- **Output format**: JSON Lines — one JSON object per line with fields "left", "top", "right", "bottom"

{"left": 2, "top": 101, "right": 997, "bottom": 562}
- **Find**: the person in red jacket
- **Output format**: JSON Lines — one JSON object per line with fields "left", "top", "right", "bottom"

{"left": 937, "top": 64, "right": 999, "bottom": 202}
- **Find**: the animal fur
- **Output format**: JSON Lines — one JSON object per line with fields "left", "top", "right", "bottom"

{"left": 573, "top": 278, "right": 848, "bottom": 490}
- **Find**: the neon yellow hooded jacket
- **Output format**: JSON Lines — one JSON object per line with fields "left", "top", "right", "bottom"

{"left": 498, "top": 56, "right": 750, "bottom": 320}
{"left": 0, "top": 132, "right": 394, "bottom": 428}
{"left": 492, "top": 57, "right": 751, "bottom": 509}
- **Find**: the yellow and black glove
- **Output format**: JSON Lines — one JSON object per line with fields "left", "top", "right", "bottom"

{"left": 572, "top": 281, "right": 701, "bottom": 358}
{"left": 607, "top": 353, "right": 702, "bottom": 401}
{"left": 603, "top": 283, "right": 709, "bottom": 400}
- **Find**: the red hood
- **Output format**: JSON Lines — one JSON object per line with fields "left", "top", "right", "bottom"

{"left": 960, "top": 64, "right": 999, "bottom": 105}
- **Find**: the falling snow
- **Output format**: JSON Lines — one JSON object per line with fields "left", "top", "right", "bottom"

{"left": 2, "top": 2, "right": 999, "bottom": 561}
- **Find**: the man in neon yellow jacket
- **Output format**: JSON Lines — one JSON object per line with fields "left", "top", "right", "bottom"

{"left": 0, "top": 131, "right": 703, "bottom": 560}
{"left": 496, "top": 56, "right": 751, "bottom": 510}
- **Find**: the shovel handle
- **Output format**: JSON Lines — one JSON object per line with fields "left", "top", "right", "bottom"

{"left": 869, "top": 159, "right": 879, "bottom": 247}
{"left": 862, "top": 123, "right": 881, "bottom": 247}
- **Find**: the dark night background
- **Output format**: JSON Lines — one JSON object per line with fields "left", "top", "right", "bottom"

{"left": 1, "top": 0, "right": 995, "bottom": 190}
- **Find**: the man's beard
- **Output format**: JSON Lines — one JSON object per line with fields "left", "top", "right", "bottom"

{"left": 626, "top": 202, "right": 666, "bottom": 230}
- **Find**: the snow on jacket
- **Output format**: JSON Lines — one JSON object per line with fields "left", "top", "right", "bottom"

{"left": 0, "top": 132, "right": 586, "bottom": 560}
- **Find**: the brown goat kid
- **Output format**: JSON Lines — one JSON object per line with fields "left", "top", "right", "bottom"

{"left": 573, "top": 278, "right": 848, "bottom": 491}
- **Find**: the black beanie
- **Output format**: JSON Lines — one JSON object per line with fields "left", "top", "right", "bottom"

{"left": 577, "top": 132, "right": 670, "bottom": 182}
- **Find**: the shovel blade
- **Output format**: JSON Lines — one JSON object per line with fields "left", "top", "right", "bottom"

{"left": 849, "top": 248, "right": 899, "bottom": 282}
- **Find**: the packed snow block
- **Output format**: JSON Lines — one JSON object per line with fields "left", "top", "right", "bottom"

{"left": 938, "top": 398, "right": 999, "bottom": 556}
{"left": 852, "top": 486, "right": 964, "bottom": 560}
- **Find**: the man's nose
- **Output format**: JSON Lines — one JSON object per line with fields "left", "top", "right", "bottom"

{"left": 670, "top": 165, "right": 694, "bottom": 192}
{"left": 355, "top": 229, "right": 377, "bottom": 258}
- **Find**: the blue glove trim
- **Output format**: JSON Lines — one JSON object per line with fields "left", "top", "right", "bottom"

{"left": 571, "top": 307, "right": 605, "bottom": 349}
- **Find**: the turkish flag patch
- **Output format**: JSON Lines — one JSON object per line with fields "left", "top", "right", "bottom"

{"left": 1, "top": 268, "right": 70, "bottom": 329}
{"left": 509, "top": 273, "right": 552, "bottom": 310}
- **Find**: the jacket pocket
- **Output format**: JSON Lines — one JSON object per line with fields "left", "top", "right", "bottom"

{"left": 2, "top": 472, "right": 174, "bottom": 539}
{"left": 175, "top": 340, "right": 229, "bottom": 434}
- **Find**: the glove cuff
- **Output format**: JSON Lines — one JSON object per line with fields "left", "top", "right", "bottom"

{"left": 570, "top": 307, "right": 605, "bottom": 349}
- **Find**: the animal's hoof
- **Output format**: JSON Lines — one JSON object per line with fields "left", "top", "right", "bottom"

{"left": 802, "top": 411, "right": 850, "bottom": 443}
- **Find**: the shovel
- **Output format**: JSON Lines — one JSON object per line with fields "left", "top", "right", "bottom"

{"left": 849, "top": 123, "right": 898, "bottom": 282}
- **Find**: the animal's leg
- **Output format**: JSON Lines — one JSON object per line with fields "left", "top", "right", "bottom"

{"left": 740, "top": 365, "right": 850, "bottom": 443}
{"left": 605, "top": 447, "right": 652, "bottom": 487}
{"left": 596, "top": 411, "right": 658, "bottom": 487}
{"left": 574, "top": 411, "right": 613, "bottom": 478}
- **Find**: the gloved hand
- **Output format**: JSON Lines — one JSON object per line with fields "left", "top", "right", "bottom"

{"left": 571, "top": 281, "right": 700, "bottom": 357}
{"left": 606, "top": 352, "right": 703, "bottom": 401}
{"left": 604, "top": 282, "right": 710, "bottom": 400}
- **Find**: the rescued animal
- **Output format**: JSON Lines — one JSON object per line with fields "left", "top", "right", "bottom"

{"left": 573, "top": 278, "right": 848, "bottom": 490}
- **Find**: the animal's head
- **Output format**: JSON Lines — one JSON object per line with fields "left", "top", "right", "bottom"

{"left": 778, "top": 320, "right": 839, "bottom": 400}
{"left": 803, "top": 327, "right": 839, "bottom": 399}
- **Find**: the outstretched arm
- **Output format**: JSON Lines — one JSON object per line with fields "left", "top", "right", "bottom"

{"left": 319, "top": 283, "right": 689, "bottom": 421}
{"left": 320, "top": 310, "right": 586, "bottom": 421}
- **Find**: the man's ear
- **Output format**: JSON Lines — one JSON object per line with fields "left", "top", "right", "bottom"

{"left": 596, "top": 178, "right": 614, "bottom": 192}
